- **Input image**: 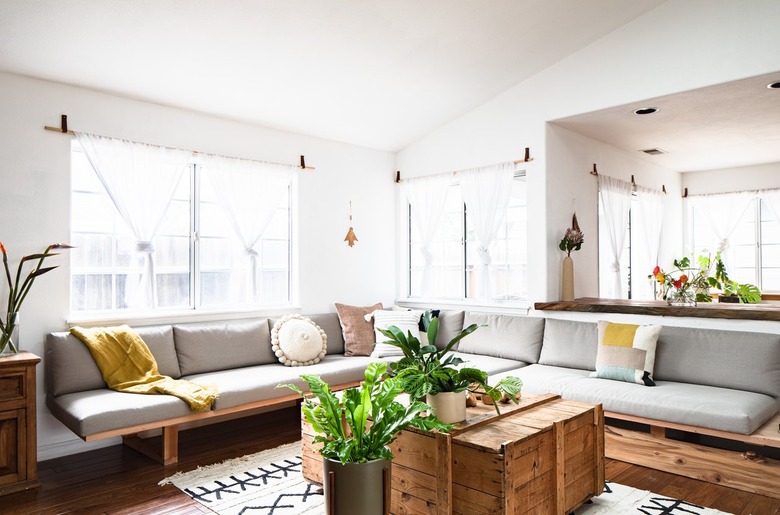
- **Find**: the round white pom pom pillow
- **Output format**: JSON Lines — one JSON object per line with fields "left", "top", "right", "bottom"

{"left": 271, "top": 314, "right": 327, "bottom": 366}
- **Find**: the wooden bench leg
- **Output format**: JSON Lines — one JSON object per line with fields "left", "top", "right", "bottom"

{"left": 122, "top": 425, "right": 179, "bottom": 465}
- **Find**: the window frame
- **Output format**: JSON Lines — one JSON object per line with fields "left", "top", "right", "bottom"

{"left": 687, "top": 195, "right": 780, "bottom": 294}
{"left": 400, "top": 171, "right": 529, "bottom": 310}
{"left": 68, "top": 142, "right": 297, "bottom": 323}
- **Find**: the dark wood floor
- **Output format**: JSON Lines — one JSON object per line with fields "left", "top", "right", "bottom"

{"left": 3, "top": 406, "right": 779, "bottom": 514}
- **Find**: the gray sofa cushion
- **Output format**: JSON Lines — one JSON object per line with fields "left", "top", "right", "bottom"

{"left": 184, "top": 355, "right": 377, "bottom": 410}
{"left": 654, "top": 326, "right": 780, "bottom": 398}
{"left": 447, "top": 351, "right": 526, "bottom": 376}
{"left": 494, "top": 364, "right": 777, "bottom": 435}
{"left": 494, "top": 363, "right": 590, "bottom": 397}
{"left": 565, "top": 376, "right": 777, "bottom": 435}
{"left": 538, "top": 318, "right": 598, "bottom": 371}
{"left": 457, "top": 313, "right": 544, "bottom": 363}
{"left": 174, "top": 320, "right": 273, "bottom": 375}
{"left": 46, "top": 388, "right": 193, "bottom": 437}
{"left": 434, "top": 310, "right": 465, "bottom": 350}
{"left": 45, "top": 325, "right": 180, "bottom": 397}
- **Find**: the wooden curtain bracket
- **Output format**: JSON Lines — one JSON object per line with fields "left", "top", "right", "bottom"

{"left": 662, "top": 185, "right": 667, "bottom": 194}
{"left": 43, "top": 117, "right": 316, "bottom": 170}
{"left": 683, "top": 187, "right": 689, "bottom": 198}
{"left": 44, "top": 114, "right": 75, "bottom": 135}
{"left": 513, "top": 147, "right": 533, "bottom": 164}
{"left": 395, "top": 171, "right": 402, "bottom": 183}
{"left": 297, "top": 155, "right": 316, "bottom": 170}
{"left": 590, "top": 164, "right": 598, "bottom": 176}
{"left": 631, "top": 174, "right": 636, "bottom": 186}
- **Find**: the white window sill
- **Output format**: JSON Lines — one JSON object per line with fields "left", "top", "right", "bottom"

{"left": 66, "top": 305, "right": 301, "bottom": 328}
{"left": 395, "top": 298, "right": 531, "bottom": 316}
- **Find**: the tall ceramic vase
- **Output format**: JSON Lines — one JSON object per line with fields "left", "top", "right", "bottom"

{"left": 562, "top": 256, "right": 575, "bottom": 301}
{"left": 323, "top": 457, "right": 391, "bottom": 515}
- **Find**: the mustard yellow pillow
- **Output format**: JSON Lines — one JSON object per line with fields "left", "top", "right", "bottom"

{"left": 589, "top": 321, "right": 661, "bottom": 386}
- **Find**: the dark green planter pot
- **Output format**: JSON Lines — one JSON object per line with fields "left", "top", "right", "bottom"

{"left": 323, "top": 457, "right": 391, "bottom": 515}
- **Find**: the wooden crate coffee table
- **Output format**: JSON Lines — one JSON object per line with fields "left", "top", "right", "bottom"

{"left": 302, "top": 392, "right": 604, "bottom": 514}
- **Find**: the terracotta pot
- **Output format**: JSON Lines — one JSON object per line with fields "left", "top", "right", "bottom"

{"left": 426, "top": 391, "right": 467, "bottom": 423}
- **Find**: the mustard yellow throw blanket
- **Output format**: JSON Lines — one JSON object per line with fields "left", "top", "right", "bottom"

{"left": 70, "top": 325, "right": 218, "bottom": 412}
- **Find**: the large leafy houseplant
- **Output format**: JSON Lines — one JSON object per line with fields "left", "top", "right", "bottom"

{"left": 378, "top": 311, "right": 523, "bottom": 416}
{"left": 279, "top": 361, "right": 451, "bottom": 464}
{"left": 1, "top": 242, "right": 73, "bottom": 354}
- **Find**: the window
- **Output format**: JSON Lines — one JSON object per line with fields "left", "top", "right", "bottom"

{"left": 598, "top": 198, "right": 632, "bottom": 299}
{"left": 597, "top": 183, "right": 664, "bottom": 301}
{"left": 689, "top": 195, "right": 780, "bottom": 292}
{"left": 70, "top": 141, "right": 293, "bottom": 313}
{"left": 407, "top": 173, "right": 527, "bottom": 301}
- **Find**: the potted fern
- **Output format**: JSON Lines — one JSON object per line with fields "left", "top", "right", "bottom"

{"left": 378, "top": 311, "right": 523, "bottom": 423}
{"left": 279, "top": 361, "right": 451, "bottom": 515}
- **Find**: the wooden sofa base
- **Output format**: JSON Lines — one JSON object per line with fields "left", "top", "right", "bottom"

{"left": 82, "top": 381, "right": 360, "bottom": 466}
{"left": 604, "top": 412, "right": 780, "bottom": 500}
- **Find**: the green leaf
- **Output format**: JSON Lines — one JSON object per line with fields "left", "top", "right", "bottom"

{"left": 426, "top": 315, "right": 440, "bottom": 347}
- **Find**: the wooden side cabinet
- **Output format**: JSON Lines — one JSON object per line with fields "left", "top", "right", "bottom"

{"left": 0, "top": 351, "right": 41, "bottom": 496}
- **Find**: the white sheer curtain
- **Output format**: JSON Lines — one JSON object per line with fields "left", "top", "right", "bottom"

{"left": 599, "top": 175, "right": 633, "bottom": 298}
{"left": 404, "top": 174, "right": 452, "bottom": 297}
{"left": 201, "top": 154, "right": 295, "bottom": 303}
{"left": 760, "top": 188, "right": 780, "bottom": 227}
{"left": 75, "top": 132, "right": 190, "bottom": 309}
{"left": 635, "top": 185, "right": 664, "bottom": 300}
{"left": 689, "top": 191, "right": 754, "bottom": 269}
{"left": 460, "top": 162, "right": 516, "bottom": 300}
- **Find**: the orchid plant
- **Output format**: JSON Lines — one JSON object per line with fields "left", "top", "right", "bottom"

{"left": 1, "top": 242, "right": 73, "bottom": 354}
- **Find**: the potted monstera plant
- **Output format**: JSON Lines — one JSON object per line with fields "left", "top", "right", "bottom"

{"left": 378, "top": 311, "right": 523, "bottom": 424}
{"left": 279, "top": 362, "right": 451, "bottom": 515}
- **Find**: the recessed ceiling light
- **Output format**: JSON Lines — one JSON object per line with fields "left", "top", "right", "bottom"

{"left": 639, "top": 148, "right": 667, "bottom": 155}
{"left": 633, "top": 107, "right": 659, "bottom": 115}
{"left": 767, "top": 81, "right": 780, "bottom": 89}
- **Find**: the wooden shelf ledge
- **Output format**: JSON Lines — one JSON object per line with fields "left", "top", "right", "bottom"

{"left": 534, "top": 297, "right": 780, "bottom": 321}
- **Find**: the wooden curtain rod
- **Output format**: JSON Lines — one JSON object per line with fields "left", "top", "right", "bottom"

{"left": 395, "top": 148, "right": 533, "bottom": 183}
{"left": 44, "top": 114, "right": 315, "bottom": 170}
{"left": 590, "top": 163, "right": 666, "bottom": 194}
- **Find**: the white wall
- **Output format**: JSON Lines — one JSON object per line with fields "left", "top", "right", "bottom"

{"left": 396, "top": 0, "right": 780, "bottom": 304}
{"left": 0, "top": 72, "right": 396, "bottom": 459}
{"left": 545, "top": 125, "right": 682, "bottom": 299}
{"left": 682, "top": 162, "right": 780, "bottom": 195}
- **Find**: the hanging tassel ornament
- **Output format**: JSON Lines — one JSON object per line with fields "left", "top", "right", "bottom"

{"left": 344, "top": 201, "right": 358, "bottom": 247}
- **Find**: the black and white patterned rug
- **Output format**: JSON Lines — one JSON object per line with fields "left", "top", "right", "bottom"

{"left": 160, "top": 442, "right": 731, "bottom": 515}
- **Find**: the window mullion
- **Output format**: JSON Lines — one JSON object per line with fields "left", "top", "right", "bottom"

{"left": 463, "top": 201, "right": 468, "bottom": 300}
{"left": 756, "top": 198, "right": 763, "bottom": 289}
{"left": 191, "top": 164, "right": 199, "bottom": 310}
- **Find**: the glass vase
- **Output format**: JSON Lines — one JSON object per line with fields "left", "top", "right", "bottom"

{"left": 666, "top": 289, "right": 696, "bottom": 307}
{"left": 0, "top": 312, "right": 20, "bottom": 357}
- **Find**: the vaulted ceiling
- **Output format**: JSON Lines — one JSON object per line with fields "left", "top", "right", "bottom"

{"left": 0, "top": 0, "right": 665, "bottom": 151}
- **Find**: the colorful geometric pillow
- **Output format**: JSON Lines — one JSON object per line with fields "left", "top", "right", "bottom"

{"left": 589, "top": 321, "right": 661, "bottom": 386}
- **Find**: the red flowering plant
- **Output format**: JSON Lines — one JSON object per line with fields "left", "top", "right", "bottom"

{"left": 651, "top": 254, "right": 714, "bottom": 304}
{"left": 1, "top": 242, "right": 74, "bottom": 354}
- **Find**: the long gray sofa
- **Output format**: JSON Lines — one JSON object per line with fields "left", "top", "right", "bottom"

{"left": 46, "top": 310, "right": 780, "bottom": 471}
